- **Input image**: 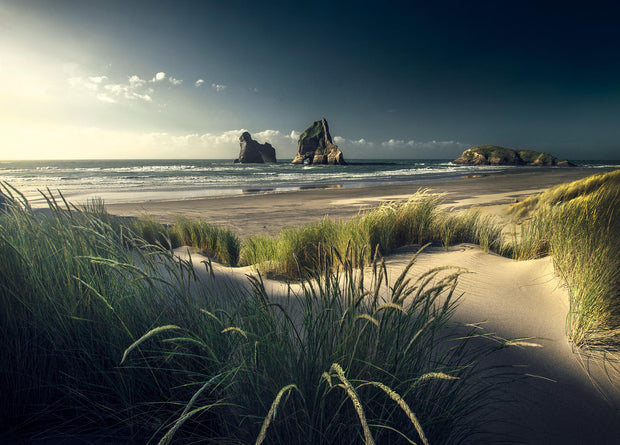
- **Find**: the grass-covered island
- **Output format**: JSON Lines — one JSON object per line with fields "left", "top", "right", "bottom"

{"left": 453, "top": 144, "right": 575, "bottom": 166}
{"left": 1, "top": 170, "right": 618, "bottom": 443}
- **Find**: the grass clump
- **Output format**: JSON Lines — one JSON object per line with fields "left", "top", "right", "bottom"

{"left": 506, "top": 170, "right": 620, "bottom": 352}
{"left": 125, "top": 247, "right": 509, "bottom": 444}
{"left": 438, "top": 209, "right": 503, "bottom": 253}
{"left": 508, "top": 169, "right": 620, "bottom": 218}
{"left": 241, "top": 191, "right": 504, "bottom": 279}
{"left": 170, "top": 216, "right": 241, "bottom": 266}
{"left": 0, "top": 185, "right": 209, "bottom": 439}
{"left": 550, "top": 187, "right": 620, "bottom": 351}
{"left": 126, "top": 213, "right": 241, "bottom": 266}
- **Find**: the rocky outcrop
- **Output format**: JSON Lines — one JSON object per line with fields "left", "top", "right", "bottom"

{"left": 453, "top": 145, "right": 575, "bottom": 167}
{"left": 234, "top": 132, "right": 277, "bottom": 164}
{"left": 291, "top": 119, "right": 346, "bottom": 165}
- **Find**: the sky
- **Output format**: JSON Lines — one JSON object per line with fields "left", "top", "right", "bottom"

{"left": 1, "top": 0, "right": 619, "bottom": 160}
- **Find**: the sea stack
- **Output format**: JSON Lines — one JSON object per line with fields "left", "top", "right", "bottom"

{"left": 234, "top": 132, "right": 277, "bottom": 164}
{"left": 453, "top": 145, "right": 575, "bottom": 167}
{"left": 291, "top": 118, "right": 346, "bottom": 165}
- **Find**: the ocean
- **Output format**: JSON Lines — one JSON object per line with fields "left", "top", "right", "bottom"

{"left": 1, "top": 159, "right": 617, "bottom": 207}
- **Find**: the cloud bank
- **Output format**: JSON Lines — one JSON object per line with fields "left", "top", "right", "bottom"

{"left": 0, "top": 122, "right": 468, "bottom": 160}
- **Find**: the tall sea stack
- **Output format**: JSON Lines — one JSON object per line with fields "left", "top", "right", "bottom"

{"left": 291, "top": 118, "right": 346, "bottom": 165}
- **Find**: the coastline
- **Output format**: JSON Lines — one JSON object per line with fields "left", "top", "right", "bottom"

{"left": 4, "top": 166, "right": 619, "bottom": 442}
{"left": 106, "top": 168, "right": 604, "bottom": 235}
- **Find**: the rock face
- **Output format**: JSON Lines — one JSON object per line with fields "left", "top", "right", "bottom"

{"left": 453, "top": 145, "right": 575, "bottom": 167}
{"left": 234, "top": 132, "right": 277, "bottom": 164}
{"left": 291, "top": 119, "right": 346, "bottom": 165}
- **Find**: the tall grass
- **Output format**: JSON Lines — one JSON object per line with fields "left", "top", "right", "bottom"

{"left": 117, "top": 213, "right": 241, "bottom": 266}
{"left": 507, "top": 170, "right": 620, "bottom": 353}
{"left": 241, "top": 191, "right": 504, "bottom": 278}
{"left": 508, "top": 169, "right": 620, "bottom": 218}
{"left": 438, "top": 209, "right": 504, "bottom": 253}
{"left": 170, "top": 216, "right": 240, "bottom": 266}
{"left": 0, "top": 185, "right": 512, "bottom": 443}
{"left": 125, "top": 247, "right": 511, "bottom": 444}
{"left": 0, "top": 185, "right": 210, "bottom": 438}
{"left": 551, "top": 188, "right": 620, "bottom": 351}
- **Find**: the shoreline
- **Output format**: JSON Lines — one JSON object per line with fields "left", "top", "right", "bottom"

{"left": 106, "top": 168, "right": 605, "bottom": 235}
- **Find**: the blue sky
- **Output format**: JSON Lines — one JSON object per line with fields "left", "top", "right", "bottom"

{"left": 1, "top": 0, "right": 619, "bottom": 159}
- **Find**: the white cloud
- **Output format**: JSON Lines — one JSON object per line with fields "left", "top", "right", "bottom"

{"left": 88, "top": 76, "right": 108, "bottom": 84}
{"left": 132, "top": 92, "right": 152, "bottom": 102}
{"left": 152, "top": 72, "right": 166, "bottom": 82}
{"left": 67, "top": 71, "right": 182, "bottom": 104}
{"left": 128, "top": 75, "right": 146, "bottom": 87}
{"left": 104, "top": 83, "right": 126, "bottom": 95}
{"left": 331, "top": 136, "right": 467, "bottom": 159}
{"left": 195, "top": 79, "right": 205, "bottom": 87}
{"left": 211, "top": 83, "right": 227, "bottom": 92}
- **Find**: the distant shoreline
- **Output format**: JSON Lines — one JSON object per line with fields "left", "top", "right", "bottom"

{"left": 105, "top": 168, "right": 612, "bottom": 236}
{"left": 4, "top": 158, "right": 617, "bottom": 209}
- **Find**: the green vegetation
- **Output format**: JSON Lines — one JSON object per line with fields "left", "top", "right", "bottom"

{"left": 240, "top": 193, "right": 505, "bottom": 278}
{"left": 298, "top": 119, "right": 324, "bottom": 142}
{"left": 468, "top": 145, "right": 521, "bottom": 164}
{"left": 0, "top": 186, "right": 205, "bottom": 440}
{"left": 128, "top": 213, "right": 241, "bottom": 266}
{"left": 170, "top": 216, "right": 240, "bottom": 266}
{"left": 509, "top": 169, "right": 620, "bottom": 218}
{"left": 0, "top": 185, "right": 508, "bottom": 443}
{"left": 128, "top": 172, "right": 620, "bottom": 354}
{"left": 507, "top": 170, "right": 620, "bottom": 353}
{"left": 517, "top": 149, "right": 554, "bottom": 165}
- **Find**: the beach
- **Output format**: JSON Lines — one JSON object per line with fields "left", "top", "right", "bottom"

{"left": 105, "top": 168, "right": 602, "bottom": 234}
{"left": 156, "top": 167, "right": 620, "bottom": 443}
{"left": 109, "top": 167, "right": 618, "bottom": 443}
{"left": 4, "top": 166, "right": 619, "bottom": 443}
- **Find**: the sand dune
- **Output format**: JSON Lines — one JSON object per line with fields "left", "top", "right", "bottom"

{"left": 175, "top": 244, "right": 620, "bottom": 444}
{"left": 129, "top": 169, "right": 619, "bottom": 443}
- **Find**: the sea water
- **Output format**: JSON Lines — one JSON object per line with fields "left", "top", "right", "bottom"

{"left": 0, "top": 159, "right": 617, "bottom": 207}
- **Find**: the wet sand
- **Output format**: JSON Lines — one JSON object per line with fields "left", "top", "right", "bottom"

{"left": 106, "top": 169, "right": 599, "bottom": 235}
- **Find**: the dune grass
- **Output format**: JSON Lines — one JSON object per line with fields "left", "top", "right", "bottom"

{"left": 240, "top": 191, "right": 505, "bottom": 278}
{"left": 0, "top": 185, "right": 511, "bottom": 443}
{"left": 2, "top": 171, "right": 617, "bottom": 441}
{"left": 108, "top": 190, "right": 503, "bottom": 280}
{"left": 124, "top": 248, "right": 509, "bottom": 444}
{"left": 508, "top": 169, "right": 620, "bottom": 218}
{"left": 170, "top": 216, "right": 241, "bottom": 266}
{"left": 0, "top": 185, "right": 208, "bottom": 439}
{"left": 127, "top": 213, "right": 241, "bottom": 266}
{"left": 507, "top": 170, "right": 620, "bottom": 353}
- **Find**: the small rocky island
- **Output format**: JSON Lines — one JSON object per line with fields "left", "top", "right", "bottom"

{"left": 291, "top": 118, "right": 346, "bottom": 165}
{"left": 453, "top": 145, "right": 574, "bottom": 167}
{"left": 234, "top": 132, "right": 277, "bottom": 164}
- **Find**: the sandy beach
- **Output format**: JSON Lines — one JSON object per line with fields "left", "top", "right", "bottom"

{"left": 116, "top": 168, "right": 619, "bottom": 444}
{"left": 106, "top": 169, "right": 602, "bottom": 235}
